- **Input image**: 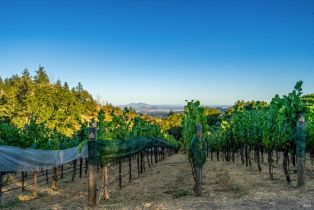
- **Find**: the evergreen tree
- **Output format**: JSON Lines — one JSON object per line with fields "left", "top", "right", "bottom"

{"left": 34, "top": 66, "right": 49, "bottom": 84}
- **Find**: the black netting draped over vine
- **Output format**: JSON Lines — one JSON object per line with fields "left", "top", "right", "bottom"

{"left": 296, "top": 120, "right": 306, "bottom": 158}
{"left": 191, "top": 135, "right": 206, "bottom": 168}
{"left": 88, "top": 137, "right": 177, "bottom": 165}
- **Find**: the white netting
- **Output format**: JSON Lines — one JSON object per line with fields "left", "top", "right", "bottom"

{"left": 0, "top": 145, "right": 88, "bottom": 172}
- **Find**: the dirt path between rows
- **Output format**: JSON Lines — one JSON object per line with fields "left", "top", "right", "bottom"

{"left": 2, "top": 152, "right": 314, "bottom": 209}
{"left": 100, "top": 152, "right": 314, "bottom": 210}
{"left": 100, "top": 152, "right": 195, "bottom": 209}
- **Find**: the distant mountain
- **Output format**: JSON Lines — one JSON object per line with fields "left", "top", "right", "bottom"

{"left": 118, "top": 103, "right": 184, "bottom": 116}
{"left": 117, "top": 103, "right": 231, "bottom": 117}
{"left": 126, "top": 103, "right": 150, "bottom": 107}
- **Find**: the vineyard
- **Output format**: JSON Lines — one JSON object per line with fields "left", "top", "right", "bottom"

{"left": 0, "top": 70, "right": 314, "bottom": 209}
{"left": 206, "top": 81, "right": 313, "bottom": 185}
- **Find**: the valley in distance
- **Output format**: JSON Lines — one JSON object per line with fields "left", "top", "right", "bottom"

{"left": 118, "top": 103, "right": 230, "bottom": 118}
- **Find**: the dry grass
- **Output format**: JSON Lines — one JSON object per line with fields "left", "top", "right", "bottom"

{"left": 1, "top": 152, "right": 314, "bottom": 209}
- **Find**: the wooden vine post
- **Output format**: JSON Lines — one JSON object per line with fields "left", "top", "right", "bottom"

{"left": 100, "top": 124, "right": 110, "bottom": 201}
{"left": 103, "top": 163, "right": 109, "bottom": 200}
{"left": 129, "top": 157, "right": 132, "bottom": 182}
{"left": 146, "top": 150, "right": 151, "bottom": 168}
{"left": 194, "top": 123, "right": 203, "bottom": 196}
{"left": 72, "top": 159, "right": 77, "bottom": 181}
{"left": 52, "top": 166, "right": 58, "bottom": 189}
{"left": 137, "top": 154, "right": 140, "bottom": 175}
{"left": 140, "top": 152, "right": 143, "bottom": 174}
{"left": 143, "top": 151, "right": 146, "bottom": 173}
{"left": 61, "top": 165, "right": 64, "bottom": 178}
{"left": 206, "top": 141, "right": 208, "bottom": 158}
{"left": 22, "top": 171, "right": 26, "bottom": 190}
{"left": 79, "top": 158, "right": 83, "bottom": 178}
{"left": 45, "top": 170, "right": 48, "bottom": 184}
{"left": 154, "top": 147, "right": 158, "bottom": 164}
{"left": 32, "top": 171, "right": 38, "bottom": 197}
{"left": 88, "top": 122, "right": 97, "bottom": 207}
{"left": 0, "top": 172, "right": 4, "bottom": 204}
{"left": 296, "top": 113, "right": 306, "bottom": 188}
{"left": 85, "top": 158, "right": 88, "bottom": 175}
{"left": 150, "top": 147, "right": 153, "bottom": 166}
{"left": 118, "top": 161, "right": 122, "bottom": 189}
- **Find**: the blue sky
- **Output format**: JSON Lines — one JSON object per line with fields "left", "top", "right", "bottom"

{"left": 0, "top": 0, "right": 313, "bottom": 105}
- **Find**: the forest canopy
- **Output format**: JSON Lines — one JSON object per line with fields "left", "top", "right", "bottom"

{"left": 0, "top": 68, "right": 183, "bottom": 149}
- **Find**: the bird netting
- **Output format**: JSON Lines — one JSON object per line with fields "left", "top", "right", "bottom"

{"left": 296, "top": 119, "right": 306, "bottom": 158}
{"left": 190, "top": 135, "right": 206, "bottom": 168}
{"left": 0, "top": 137, "right": 177, "bottom": 172}
{"left": 0, "top": 144, "right": 88, "bottom": 172}
{"left": 88, "top": 137, "right": 177, "bottom": 165}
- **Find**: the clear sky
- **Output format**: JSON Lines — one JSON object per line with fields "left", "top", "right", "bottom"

{"left": 0, "top": 0, "right": 313, "bottom": 105}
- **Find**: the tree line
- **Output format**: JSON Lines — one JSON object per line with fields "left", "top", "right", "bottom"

{"left": 0, "top": 68, "right": 183, "bottom": 149}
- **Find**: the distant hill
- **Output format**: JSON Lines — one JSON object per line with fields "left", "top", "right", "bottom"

{"left": 118, "top": 103, "right": 230, "bottom": 118}
{"left": 118, "top": 103, "right": 184, "bottom": 117}
{"left": 125, "top": 103, "right": 151, "bottom": 108}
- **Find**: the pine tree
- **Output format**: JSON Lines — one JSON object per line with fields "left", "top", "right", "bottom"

{"left": 34, "top": 66, "right": 49, "bottom": 84}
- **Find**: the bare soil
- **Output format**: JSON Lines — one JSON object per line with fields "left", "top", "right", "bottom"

{"left": 1, "top": 152, "right": 314, "bottom": 210}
